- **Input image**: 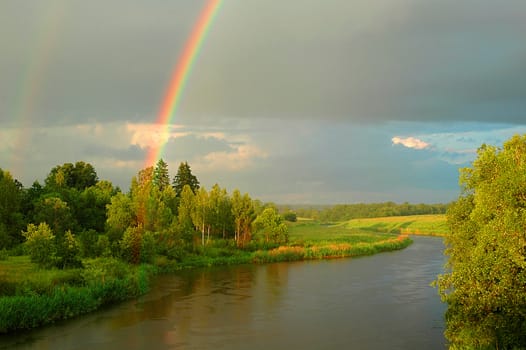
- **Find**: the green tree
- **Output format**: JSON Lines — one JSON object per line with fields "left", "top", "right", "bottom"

{"left": 33, "top": 196, "right": 75, "bottom": 236}
{"left": 192, "top": 187, "right": 210, "bottom": 246}
{"left": 153, "top": 158, "right": 170, "bottom": 191}
{"left": 45, "top": 161, "right": 98, "bottom": 191}
{"left": 282, "top": 211, "right": 297, "bottom": 222}
{"left": 178, "top": 185, "right": 196, "bottom": 241}
{"left": 23, "top": 223, "right": 56, "bottom": 268}
{"left": 0, "top": 168, "right": 24, "bottom": 248}
{"left": 253, "top": 207, "right": 289, "bottom": 244}
{"left": 106, "top": 192, "right": 134, "bottom": 240}
{"left": 231, "top": 190, "right": 255, "bottom": 247}
{"left": 58, "top": 230, "right": 82, "bottom": 268}
{"left": 77, "top": 180, "right": 117, "bottom": 232}
{"left": 436, "top": 135, "right": 526, "bottom": 349}
{"left": 172, "top": 162, "right": 200, "bottom": 197}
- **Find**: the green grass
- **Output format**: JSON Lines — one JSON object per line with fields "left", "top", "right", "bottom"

{"left": 288, "top": 221, "right": 395, "bottom": 244}
{"left": 344, "top": 214, "right": 448, "bottom": 236}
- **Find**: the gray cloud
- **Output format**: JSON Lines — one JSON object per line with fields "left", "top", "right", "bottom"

{"left": 180, "top": 0, "right": 526, "bottom": 124}
{"left": 2, "top": 0, "right": 525, "bottom": 127}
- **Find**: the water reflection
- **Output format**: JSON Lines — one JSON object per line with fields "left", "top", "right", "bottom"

{"left": 0, "top": 236, "right": 446, "bottom": 350}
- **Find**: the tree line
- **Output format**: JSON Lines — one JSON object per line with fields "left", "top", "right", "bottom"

{"left": 281, "top": 202, "right": 448, "bottom": 222}
{"left": 0, "top": 160, "right": 287, "bottom": 267}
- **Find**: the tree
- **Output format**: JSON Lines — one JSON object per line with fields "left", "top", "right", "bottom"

{"left": 436, "top": 135, "right": 526, "bottom": 349}
{"left": 58, "top": 230, "right": 82, "bottom": 268}
{"left": 192, "top": 187, "right": 210, "bottom": 246}
{"left": 282, "top": 211, "right": 297, "bottom": 222}
{"left": 23, "top": 223, "right": 56, "bottom": 268}
{"left": 33, "top": 196, "right": 75, "bottom": 236}
{"left": 153, "top": 158, "right": 170, "bottom": 191}
{"left": 231, "top": 190, "right": 255, "bottom": 247}
{"left": 0, "top": 168, "right": 24, "bottom": 248}
{"left": 172, "top": 162, "right": 200, "bottom": 197}
{"left": 77, "top": 180, "right": 117, "bottom": 232}
{"left": 106, "top": 192, "right": 134, "bottom": 239}
{"left": 253, "top": 207, "right": 289, "bottom": 244}
{"left": 45, "top": 161, "right": 98, "bottom": 191}
{"left": 178, "top": 185, "right": 196, "bottom": 239}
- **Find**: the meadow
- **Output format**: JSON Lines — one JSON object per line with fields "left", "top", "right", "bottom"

{"left": 342, "top": 214, "right": 448, "bottom": 236}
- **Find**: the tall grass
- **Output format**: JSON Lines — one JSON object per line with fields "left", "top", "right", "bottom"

{"left": 252, "top": 235, "right": 412, "bottom": 263}
{"left": 0, "top": 257, "right": 152, "bottom": 333}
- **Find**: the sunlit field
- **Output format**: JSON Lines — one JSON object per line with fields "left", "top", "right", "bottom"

{"left": 344, "top": 214, "right": 448, "bottom": 236}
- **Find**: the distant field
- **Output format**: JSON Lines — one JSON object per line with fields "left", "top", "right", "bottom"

{"left": 288, "top": 221, "right": 396, "bottom": 244}
{"left": 344, "top": 214, "right": 448, "bottom": 236}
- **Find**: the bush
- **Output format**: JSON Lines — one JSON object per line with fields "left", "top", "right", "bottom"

{"left": 57, "top": 231, "right": 82, "bottom": 269}
{"left": 0, "top": 249, "right": 8, "bottom": 261}
{"left": 282, "top": 212, "right": 297, "bottom": 222}
{"left": 78, "top": 229, "right": 98, "bottom": 258}
{"left": 22, "top": 223, "right": 57, "bottom": 268}
{"left": 81, "top": 257, "right": 130, "bottom": 286}
{"left": 95, "top": 235, "right": 112, "bottom": 257}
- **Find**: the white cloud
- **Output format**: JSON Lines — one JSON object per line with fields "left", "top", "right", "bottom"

{"left": 127, "top": 122, "right": 186, "bottom": 149}
{"left": 194, "top": 144, "right": 268, "bottom": 172}
{"left": 391, "top": 136, "right": 430, "bottom": 150}
{"left": 392, "top": 125, "right": 526, "bottom": 165}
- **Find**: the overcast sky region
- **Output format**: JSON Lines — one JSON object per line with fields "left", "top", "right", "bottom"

{"left": 1, "top": 0, "right": 525, "bottom": 204}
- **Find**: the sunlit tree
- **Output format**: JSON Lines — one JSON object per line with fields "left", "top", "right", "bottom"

{"left": 436, "top": 135, "right": 526, "bottom": 349}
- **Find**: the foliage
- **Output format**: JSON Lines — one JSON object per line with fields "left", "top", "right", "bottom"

{"left": 172, "top": 161, "right": 200, "bottom": 197}
{"left": 0, "top": 259, "right": 150, "bottom": 333}
{"left": 22, "top": 223, "right": 57, "bottom": 268}
{"left": 44, "top": 161, "right": 98, "bottom": 191}
{"left": 33, "top": 196, "right": 75, "bottom": 236}
{"left": 106, "top": 192, "right": 134, "bottom": 238}
{"left": 253, "top": 207, "right": 289, "bottom": 244}
{"left": 288, "top": 202, "right": 448, "bottom": 222}
{"left": 58, "top": 230, "right": 82, "bottom": 269}
{"left": 178, "top": 185, "right": 196, "bottom": 240}
{"left": 153, "top": 158, "right": 170, "bottom": 191}
{"left": 282, "top": 211, "right": 297, "bottom": 222}
{"left": 436, "top": 135, "right": 526, "bottom": 349}
{"left": 231, "top": 190, "right": 255, "bottom": 247}
{"left": 0, "top": 168, "right": 25, "bottom": 248}
{"left": 119, "top": 226, "right": 156, "bottom": 264}
{"left": 78, "top": 229, "right": 99, "bottom": 258}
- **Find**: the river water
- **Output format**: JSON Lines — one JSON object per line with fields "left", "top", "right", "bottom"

{"left": 1, "top": 236, "right": 446, "bottom": 349}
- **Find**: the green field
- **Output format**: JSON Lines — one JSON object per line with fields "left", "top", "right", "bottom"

{"left": 343, "top": 214, "right": 448, "bottom": 236}
{"left": 288, "top": 221, "right": 396, "bottom": 244}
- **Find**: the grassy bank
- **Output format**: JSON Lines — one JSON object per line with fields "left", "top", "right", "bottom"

{"left": 343, "top": 214, "right": 448, "bottom": 236}
{"left": 0, "top": 224, "right": 412, "bottom": 333}
{"left": 0, "top": 257, "right": 150, "bottom": 333}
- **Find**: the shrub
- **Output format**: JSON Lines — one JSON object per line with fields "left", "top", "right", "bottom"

{"left": 95, "top": 234, "right": 111, "bottom": 257}
{"left": 81, "top": 257, "right": 130, "bottom": 286}
{"left": 22, "top": 223, "right": 57, "bottom": 268}
{"left": 78, "top": 229, "right": 98, "bottom": 258}
{"left": 57, "top": 230, "right": 82, "bottom": 269}
{"left": 282, "top": 212, "right": 297, "bottom": 222}
{"left": 0, "top": 249, "right": 8, "bottom": 261}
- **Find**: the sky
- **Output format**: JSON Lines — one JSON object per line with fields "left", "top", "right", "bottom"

{"left": 1, "top": 0, "right": 525, "bottom": 204}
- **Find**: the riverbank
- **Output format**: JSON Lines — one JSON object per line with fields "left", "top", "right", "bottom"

{"left": 0, "top": 229, "right": 411, "bottom": 334}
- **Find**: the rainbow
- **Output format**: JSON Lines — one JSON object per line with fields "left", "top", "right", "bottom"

{"left": 144, "top": 0, "right": 222, "bottom": 168}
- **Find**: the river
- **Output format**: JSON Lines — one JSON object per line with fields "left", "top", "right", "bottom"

{"left": 1, "top": 236, "right": 446, "bottom": 349}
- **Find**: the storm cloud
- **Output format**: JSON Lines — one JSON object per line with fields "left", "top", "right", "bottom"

{"left": 1, "top": 0, "right": 525, "bottom": 203}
